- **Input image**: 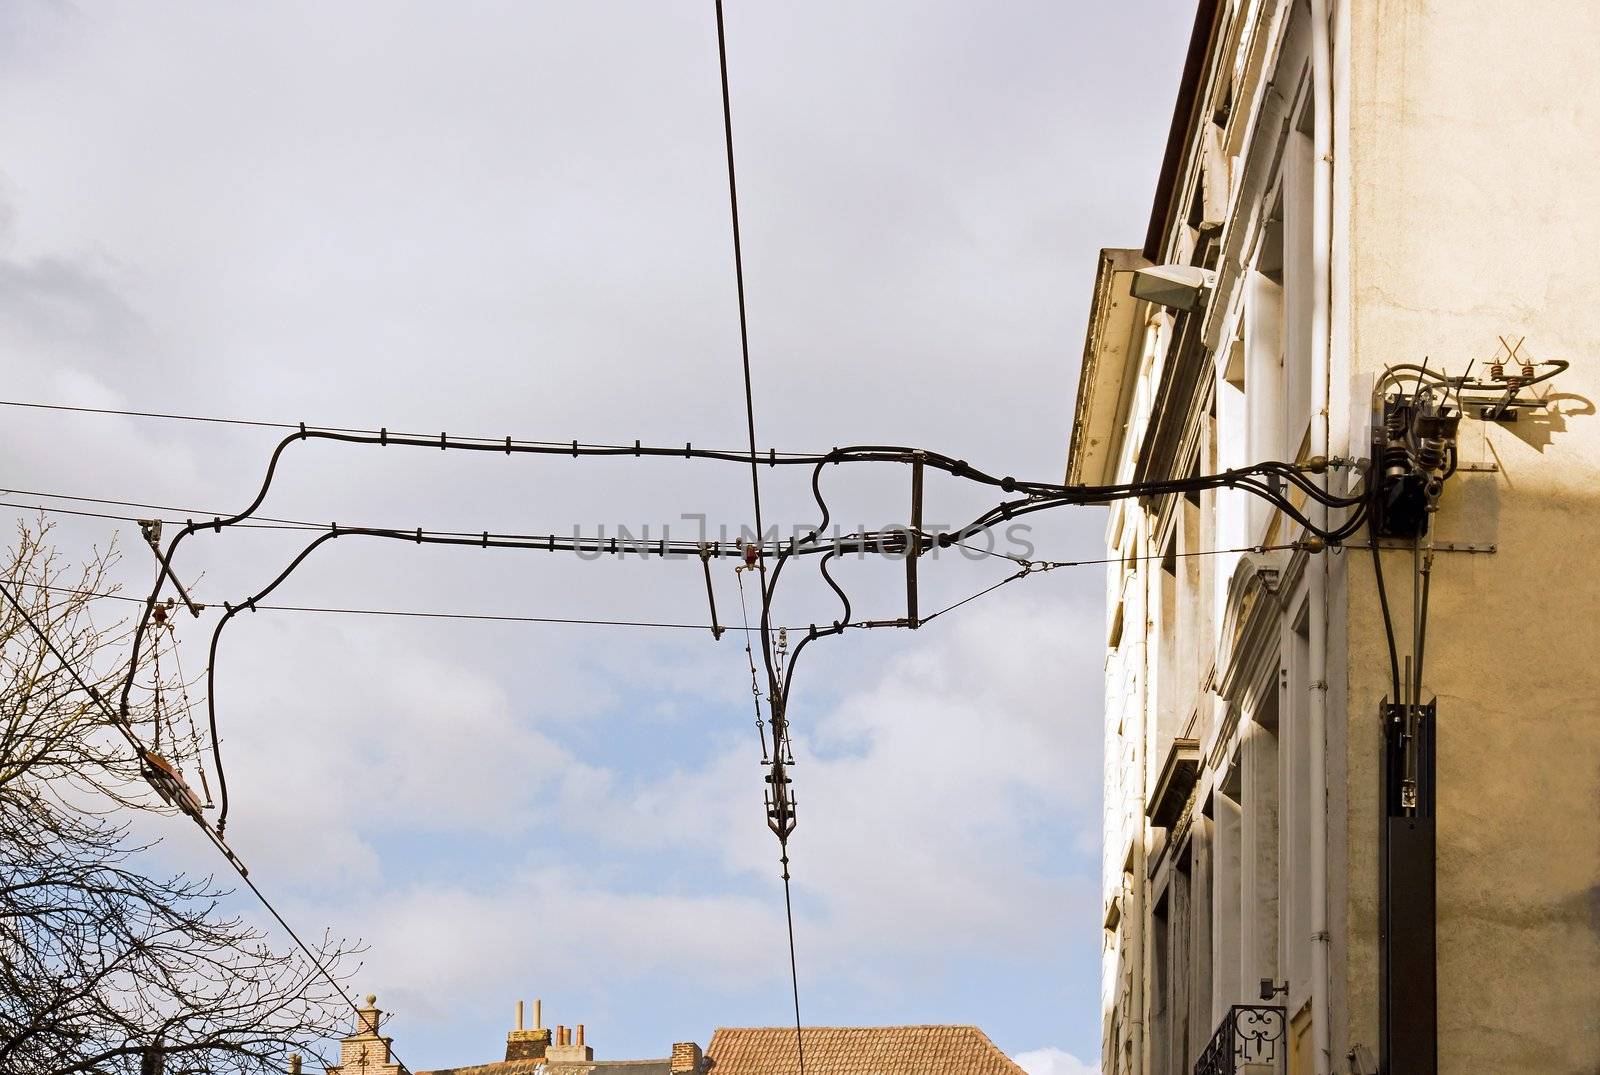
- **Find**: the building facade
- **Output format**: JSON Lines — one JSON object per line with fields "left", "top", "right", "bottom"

{"left": 1071, "top": 2, "right": 1600, "bottom": 1074}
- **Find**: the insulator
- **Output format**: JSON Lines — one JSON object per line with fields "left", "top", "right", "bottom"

{"left": 1385, "top": 403, "right": 1407, "bottom": 439}
{"left": 1489, "top": 360, "right": 1505, "bottom": 381}
{"left": 1522, "top": 362, "right": 1536, "bottom": 380}
{"left": 743, "top": 543, "right": 758, "bottom": 567}
{"left": 1417, "top": 437, "right": 1445, "bottom": 471}
{"left": 1303, "top": 455, "right": 1328, "bottom": 473}
{"left": 1381, "top": 443, "right": 1411, "bottom": 482}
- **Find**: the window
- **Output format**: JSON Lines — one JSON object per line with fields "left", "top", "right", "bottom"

{"left": 1244, "top": 269, "right": 1285, "bottom": 540}
{"left": 1156, "top": 532, "right": 1181, "bottom": 749}
{"left": 1212, "top": 790, "right": 1244, "bottom": 1015}
{"left": 1152, "top": 891, "right": 1170, "bottom": 1075}
{"left": 1281, "top": 122, "right": 1316, "bottom": 460}
{"left": 1244, "top": 689, "right": 1281, "bottom": 997}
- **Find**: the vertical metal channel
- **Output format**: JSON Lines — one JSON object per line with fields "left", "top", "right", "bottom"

{"left": 907, "top": 454, "right": 924, "bottom": 628}
{"left": 1381, "top": 700, "right": 1437, "bottom": 1074}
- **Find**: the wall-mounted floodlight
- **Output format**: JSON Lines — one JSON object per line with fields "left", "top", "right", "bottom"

{"left": 1130, "top": 264, "right": 1216, "bottom": 313}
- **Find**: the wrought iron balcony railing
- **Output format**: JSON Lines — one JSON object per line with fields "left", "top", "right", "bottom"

{"left": 1193, "top": 1005, "right": 1287, "bottom": 1075}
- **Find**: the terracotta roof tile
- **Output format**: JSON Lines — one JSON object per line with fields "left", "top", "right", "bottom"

{"left": 419, "top": 1062, "right": 546, "bottom": 1075}
{"left": 419, "top": 1063, "right": 670, "bottom": 1075}
{"left": 704, "top": 1026, "right": 1027, "bottom": 1075}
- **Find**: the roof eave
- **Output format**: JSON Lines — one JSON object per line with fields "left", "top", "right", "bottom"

{"left": 1143, "top": 0, "right": 1223, "bottom": 261}
{"left": 1066, "top": 248, "right": 1149, "bottom": 487}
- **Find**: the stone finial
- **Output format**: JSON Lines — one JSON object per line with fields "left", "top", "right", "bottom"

{"left": 356, "top": 995, "right": 382, "bottom": 1035}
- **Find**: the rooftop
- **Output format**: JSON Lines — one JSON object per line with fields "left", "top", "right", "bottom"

{"left": 703, "top": 1025, "right": 1028, "bottom": 1075}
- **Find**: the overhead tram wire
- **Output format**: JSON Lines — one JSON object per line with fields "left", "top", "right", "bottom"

{"left": 24, "top": 392, "right": 1359, "bottom": 859}
{"left": 0, "top": 577, "right": 389, "bottom": 1074}
{"left": 95, "top": 431, "right": 1356, "bottom": 836}
{"left": 711, "top": 4, "right": 804, "bottom": 1071}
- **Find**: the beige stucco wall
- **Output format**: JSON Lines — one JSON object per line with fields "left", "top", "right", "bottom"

{"left": 1344, "top": 2, "right": 1600, "bottom": 1070}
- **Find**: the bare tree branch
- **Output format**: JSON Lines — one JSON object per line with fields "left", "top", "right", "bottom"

{"left": 1, "top": 521, "right": 360, "bottom": 1075}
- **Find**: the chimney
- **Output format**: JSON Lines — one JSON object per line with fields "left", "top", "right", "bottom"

{"left": 546, "top": 1021, "right": 593, "bottom": 1063}
{"left": 288, "top": 1056, "right": 302, "bottom": 1075}
{"left": 670, "top": 1042, "right": 704, "bottom": 1074}
{"left": 505, "top": 998, "right": 551, "bottom": 1062}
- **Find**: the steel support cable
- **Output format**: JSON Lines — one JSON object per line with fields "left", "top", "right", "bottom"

{"left": 4, "top": 494, "right": 912, "bottom": 563}
{"left": 5, "top": 577, "right": 822, "bottom": 632}
{"left": 0, "top": 499, "right": 319, "bottom": 532}
{"left": 710, "top": 3, "right": 802, "bottom": 1068}
{"left": 0, "top": 397, "right": 822, "bottom": 455}
{"left": 916, "top": 568, "right": 1030, "bottom": 624}
{"left": 711, "top": 0, "right": 773, "bottom": 683}
{"left": 0, "top": 487, "right": 321, "bottom": 529}
{"left": 0, "top": 578, "right": 385, "bottom": 1074}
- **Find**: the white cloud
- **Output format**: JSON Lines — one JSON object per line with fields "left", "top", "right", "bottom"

{"left": 0, "top": 0, "right": 1197, "bottom": 1061}
{"left": 347, "top": 867, "right": 786, "bottom": 1027}
{"left": 521, "top": 589, "right": 1104, "bottom": 977}
{"left": 1014, "top": 1046, "right": 1098, "bottom": 1075}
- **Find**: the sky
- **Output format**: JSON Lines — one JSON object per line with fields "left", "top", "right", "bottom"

{"left": 0, "top": 2, "right": 1191, "bottom": 1071}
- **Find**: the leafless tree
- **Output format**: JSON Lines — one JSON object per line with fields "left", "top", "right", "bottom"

{"left": 1, "top": 522, "right": 360, "bottom": 1075}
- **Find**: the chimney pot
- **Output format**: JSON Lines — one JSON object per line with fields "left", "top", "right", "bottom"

{"left": 577, "top": 1024, "right": 585, "bottom": 1047}
{"left": 516, "top": 1000, "right": 524, "bottom": 1031}
{"left": 534, "top": 998, "right": 543, "bottom": 1030}
{"left": 289, "top": 1054, "right": 303, "bottom": 1075}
